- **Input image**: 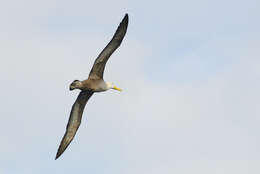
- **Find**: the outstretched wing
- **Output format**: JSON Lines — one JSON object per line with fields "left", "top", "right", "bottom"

{"left": 89, "top": 14, "right": 128, "bottom": 79}
{"left": 55, "top": 90, "right": 94, "bottom": 160}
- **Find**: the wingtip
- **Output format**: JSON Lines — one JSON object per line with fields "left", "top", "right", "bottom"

{"left": 55, "top": 145, "right": 66, "bottom": 160}
{"left": 122, "top": 13, "right": 129, "bottom": 26}
{"left": 55, "top": 145, "right": 65, "bottom": 160}
{"left": 124, "top": 13, "right": 129, "bottom": 21}
{"left": 55, "top": 152, "right": 60, "bottom": 160}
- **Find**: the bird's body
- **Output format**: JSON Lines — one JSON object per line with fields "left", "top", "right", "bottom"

{"left": 55, "top": 14, "right": 128, "bottom": 160}
{"left": 70, "top": 78, "right": 107, "bottom": 92}
{"left": 82, "top": 78, "right": 107, "bottom": 92}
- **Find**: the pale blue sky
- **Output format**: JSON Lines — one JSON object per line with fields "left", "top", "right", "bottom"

{"left": 0, "top": 0, "right": 260, "bottom": 173}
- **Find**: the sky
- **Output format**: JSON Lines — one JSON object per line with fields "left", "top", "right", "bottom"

{"left": 0, "top": 0, "right": 260, "bottom": 173}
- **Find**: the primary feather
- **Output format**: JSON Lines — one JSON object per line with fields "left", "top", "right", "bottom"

{"left": 89, "top": 14, "right": 128, "bottom": 79}
{"left": 55, "top": 91, "right": 93, "bottom": 160}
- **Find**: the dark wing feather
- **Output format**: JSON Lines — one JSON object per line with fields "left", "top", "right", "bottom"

{"left": 55, "top": 91, "right": 94, "bottom": 160}
{"left": 89, "top": 14, "right": 128, "bottom": 79}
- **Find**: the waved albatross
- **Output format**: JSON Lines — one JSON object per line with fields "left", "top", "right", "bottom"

{"left": 55, "top": 14, "right": 128, "bottom": 160}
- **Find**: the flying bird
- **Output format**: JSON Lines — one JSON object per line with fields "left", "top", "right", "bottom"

{"left": 55, "top": 14, "right": 128, "bottom": 160}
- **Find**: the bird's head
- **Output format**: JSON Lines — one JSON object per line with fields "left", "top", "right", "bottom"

{"left": 69, "top": 80, "right": 82, "bottom": 91}
{"left": 106, "top": 82, "right": 122, "bottom": 91}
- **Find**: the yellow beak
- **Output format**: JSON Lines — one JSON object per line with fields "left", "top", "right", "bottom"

{"left": 113, "top": 86, "right": 122, "bottom": 91}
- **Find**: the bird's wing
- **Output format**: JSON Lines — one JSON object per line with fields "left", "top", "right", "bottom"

{"left": 55, "top": 90, "right": 94, "bottom": 160}
{"left": 88, "top": 14, "right": 128, "bottom": 79}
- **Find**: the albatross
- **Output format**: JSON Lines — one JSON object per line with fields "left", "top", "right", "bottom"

{"left": 55, "top": 14, "right": 128, "bottom": 160}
